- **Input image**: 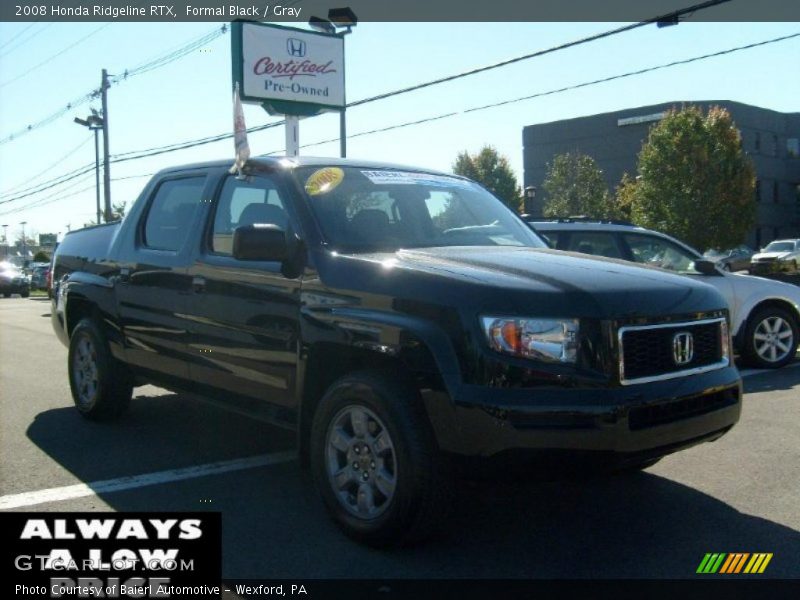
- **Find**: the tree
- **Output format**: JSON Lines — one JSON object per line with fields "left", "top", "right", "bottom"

{"left": 33, "top": 250, "right": 50, "bottom": 263}
{"left": 541, "top": 152, "right": 620, "bottom": 219}
{"left": 629, "top": 105, "right": 756, "bottom": 251}
{"left": 453, "top": 146, "right": 522, "bottom": 211}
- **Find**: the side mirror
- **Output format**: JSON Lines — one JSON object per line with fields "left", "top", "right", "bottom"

{"left": 233, "top": 224, "right": 288, "bottom": 261}
{"left": 694, "top": 259, "right": 720, "bottom": 275}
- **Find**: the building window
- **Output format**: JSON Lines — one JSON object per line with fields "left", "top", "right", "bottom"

{"left": 755, "top": 179, "right": 761, "bottom": 203}
{"left": 788, "top": 138, "right": 800, "bottom": 158}
{"left": 754, "top": 132, "right": 761, "bottom": 152}
{"left": 773, "top": 181, "right": 779, "bottom": 204}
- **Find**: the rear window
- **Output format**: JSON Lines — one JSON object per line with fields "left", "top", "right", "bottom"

{"left": 143, "top": 177, "right": 205, "bottom": 251}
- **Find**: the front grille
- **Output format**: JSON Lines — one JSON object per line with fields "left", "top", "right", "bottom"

{"left": 619, "top": 318, "right": 727, "bottom": 384}
{"left": 629, "top": 389, "right": 739, "bottom": 430}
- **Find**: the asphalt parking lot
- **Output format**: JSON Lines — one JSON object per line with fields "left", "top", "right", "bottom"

{"left": 1, "top": 296, "right": 799, "bottom": 579}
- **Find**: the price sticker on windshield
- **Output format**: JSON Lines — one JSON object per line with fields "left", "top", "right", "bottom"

{"left": 305, "top": 167, "right": 345, "bottom": 196}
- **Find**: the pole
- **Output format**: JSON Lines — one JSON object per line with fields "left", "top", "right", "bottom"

{"left": 340, "top": 109, "right": 346, "bottom": 158}
{"left": 101, "top": 69, "right": 111, "bottom": 222}
{"left": 20, "top": 221, "right": 27, "bottom": 267}
{"left": 285, "top": 116, "right": 300, "bottom": 157}
{"left": 2, "top": 225, "right": 7, "bottom": 258}
{"left": 93, "top": 128, "right": 102, "bottom": 225}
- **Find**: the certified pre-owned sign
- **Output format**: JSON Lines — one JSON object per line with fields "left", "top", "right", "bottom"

{"left": 235, "top": 21, "right": 345, "bottom": 114}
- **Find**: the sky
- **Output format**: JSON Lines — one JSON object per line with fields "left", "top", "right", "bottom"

{"left": 0, "top": 17, "right": 798, "bottom": 243}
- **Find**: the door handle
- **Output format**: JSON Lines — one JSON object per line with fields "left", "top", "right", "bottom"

{"left": 192, "top": 276, "right": 206, "bottom": 293}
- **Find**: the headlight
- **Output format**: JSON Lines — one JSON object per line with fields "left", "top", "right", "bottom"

{"left": 481, "top": 316, "right": 579, "bottom": 363}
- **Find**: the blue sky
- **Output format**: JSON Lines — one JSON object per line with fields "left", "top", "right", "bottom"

{"left": 0, "top": 20, "right": 798, "bottom": 241}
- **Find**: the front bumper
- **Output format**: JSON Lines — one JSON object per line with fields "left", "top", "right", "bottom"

{"left": 422, "top": 365, "right": 741, "bottom": 459}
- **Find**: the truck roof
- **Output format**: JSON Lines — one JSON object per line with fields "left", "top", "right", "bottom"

{"left": 155, "top": 156, "right": 464, "bottom": 179}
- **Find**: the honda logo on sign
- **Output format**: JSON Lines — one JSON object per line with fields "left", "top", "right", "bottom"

{"left": 287, "top": 38, "right": 306, "bottom": 57}
{"left": 672, "top": 332, "right": 694, "bottom": 365}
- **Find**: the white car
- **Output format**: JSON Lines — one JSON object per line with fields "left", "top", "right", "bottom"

{"left": 528, "top": 220, "right": 800, "bottom": 368}
{"left": 750, "top": 239, "right": 800, "bottom": 274}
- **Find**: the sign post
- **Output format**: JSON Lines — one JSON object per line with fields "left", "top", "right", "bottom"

{"left": 231, "top": 20, "right": 345, "bottom": 158}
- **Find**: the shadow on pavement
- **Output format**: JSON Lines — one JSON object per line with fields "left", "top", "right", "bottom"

{"left": 743, "top": 363, "right": 800, "bottom": 394}
{"left": 25, "top": 393, "right": 800, "bottom": 579}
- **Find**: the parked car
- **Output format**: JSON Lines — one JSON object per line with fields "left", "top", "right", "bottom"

{"left": 0, "top": 262, "right": 30, "bottom": 298}
{"left": 30, "top": 262, "right": 51, "bottom": 290}
{"left": 703, "top": 245, "right": 754, "bottom": 272}
{"left": 52, "top": 158, "right": 741, "bottom": 545}
{"left": 528, "top": 219, "right": 800, "bottom": 369}
{"left": 750, "top": 239, "right": 800, "bottom": 274}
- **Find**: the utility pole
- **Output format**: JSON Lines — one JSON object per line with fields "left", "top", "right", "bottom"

{"left": 2, "top": 224, "right": 8, "bottom": 259}
{"left": 19, "top": 221, "right": 27, "bottom": 267}
{"left": 101, "top": 69, "right": 111, "bottom": 222}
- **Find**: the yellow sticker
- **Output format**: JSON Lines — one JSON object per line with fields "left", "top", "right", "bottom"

{"left": 305, "top": 167, "right": 344, "bottom": 196}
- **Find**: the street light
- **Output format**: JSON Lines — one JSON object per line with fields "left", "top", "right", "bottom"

{"left": 74, "top": 111, "right": 105, "bottom": 224}
{"left": 308, "top": 7, "right": 357, "bottom": 158}
{"left": 524, "top": 185, "right": 538, "bottom": 216}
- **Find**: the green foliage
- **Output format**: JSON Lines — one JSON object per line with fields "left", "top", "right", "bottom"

{"left": 453, "top": 146, "right": 522, "bottom": 211}
{"left": 542, "top": 152, "right": 620, "bottom": 219}
{"left": 629, "top": 106, "right": 756, "bottom": 250}
{"left": 33, "top": 251, "right": 50, "bottom": 263}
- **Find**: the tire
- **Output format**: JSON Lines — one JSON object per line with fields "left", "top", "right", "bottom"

{"left": 721, "top": 263, "right": 731, "bottom": 272}
{"left": 741, "top": 307, "right": 799, "bottom": 369}
{"left": 2, "top": 293, "right": 9, "bottom": 298}
{"left": 68, "top": 318, "right": 133, "bottom": 421}
{"left": 310, "top": 370, "right": 450, "bottom": 547}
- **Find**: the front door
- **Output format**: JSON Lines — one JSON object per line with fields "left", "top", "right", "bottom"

{"left": 185, "top": 173, "right": 304, "bottom": 421}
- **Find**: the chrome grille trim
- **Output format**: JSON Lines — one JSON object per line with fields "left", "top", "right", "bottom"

{"left": 618, "top": 317, "right": 729, "bottom": 386}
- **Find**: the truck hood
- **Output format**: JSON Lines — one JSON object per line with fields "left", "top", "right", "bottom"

{"left": 320, "top": 246, "right": 726, "bottom": 320}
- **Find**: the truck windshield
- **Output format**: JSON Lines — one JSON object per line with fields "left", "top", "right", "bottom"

{"left": 293, "top": 166, "right": 546, "bottom": 252}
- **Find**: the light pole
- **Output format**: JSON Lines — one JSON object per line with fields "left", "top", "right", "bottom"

{"left": 19, "top": 221, "right": 27, "bottom": 268}
{"left": 308, "top": 7, "right": 357, "bottom": 158}
{"left": 524, "top": 185, "right": 538, "bottom": 216}
{"left": 74, "top": 112, "right": 105, "bottom": 224}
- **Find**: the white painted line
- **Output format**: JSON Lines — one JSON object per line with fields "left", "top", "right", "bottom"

{"left": 0, "top": 451, "right": 296, "bottom": 510}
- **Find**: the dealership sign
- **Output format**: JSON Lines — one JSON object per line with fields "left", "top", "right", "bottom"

{"left": 232, "top": 21, "right": 345, "bottom": 116}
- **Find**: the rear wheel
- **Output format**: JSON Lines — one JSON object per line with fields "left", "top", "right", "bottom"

{"left": 742, "top": 307, "right": 799, "bottom": 369}
{"left": 310, "top": 371, "right": 450, "bottom": 547}
{"left": 68, "top": 318, "right": 133, "bottom": 420}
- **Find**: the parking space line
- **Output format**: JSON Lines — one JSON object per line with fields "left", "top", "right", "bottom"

{"left": 0, "top": 451, "right": 297, "bottom": 510}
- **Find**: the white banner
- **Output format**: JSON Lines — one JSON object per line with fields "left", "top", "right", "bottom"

{"left": 241, "top": 23, "right": 345, "bottom": 110}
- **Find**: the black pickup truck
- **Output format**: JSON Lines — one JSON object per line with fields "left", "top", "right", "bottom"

{"left": 52, "top": 157, "right": 741, "bottom": 545}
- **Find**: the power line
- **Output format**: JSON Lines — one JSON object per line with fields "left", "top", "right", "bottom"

{"left": 0, "top": 25, "right": 228, "bottom": 145}
{"left": 0, "top": 22, "right": 54, "bottom": 58}
{"left": 294, "top": 33, "right": 800, "bottom": 150}
{"left": 0, "top": 24, "right": 112, "bottom": 89}
{"left": 3, "top": 27, "right": 792, "bottom": 212}
{"left": 0, "top": 134, "right": 94, "bottom": 195}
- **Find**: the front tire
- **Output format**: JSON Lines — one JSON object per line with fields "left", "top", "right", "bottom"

{"left": 742, "top": 307, "right": 799, "bottom": 369}
{"left": 310, "top": 370, "right": 450, "bottom": 547}
{"left": 68, "top": 318, "right": 133, "bottom": 420}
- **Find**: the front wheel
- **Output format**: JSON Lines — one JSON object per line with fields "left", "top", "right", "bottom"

{"left": 310, "top": 371, "right": 450, "bottom": 547}
{"left": 742, "top": 307, "right": 799, "bottom": 369}
{"left": 68, "top": 318, "right": 133, "bottom": 420}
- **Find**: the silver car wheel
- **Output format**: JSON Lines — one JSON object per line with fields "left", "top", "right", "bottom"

{"left": 753, "top": 316, "right": 794, "bottom": 364}
{"left": 72, "top": 335, "right": 99, "bottom": 409}
{"left": 325, "top": 404, "right": 397, "bottom": 520}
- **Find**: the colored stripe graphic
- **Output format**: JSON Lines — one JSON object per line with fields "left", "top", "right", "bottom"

{"left": 744, "top": 553, "right": 773, "bottom": 574}
{"left": 720, "top": 553, "right": 750, "bottom": 573}
{"left": 697, "top": 553, "right": 727, "bottom": 574}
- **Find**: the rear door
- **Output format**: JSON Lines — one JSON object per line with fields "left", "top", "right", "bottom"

{"left": 114, "top": 173, "right": 208, "bottom": 385}
{"left": 184, "top": 173, "right": 304, "bottom": 421}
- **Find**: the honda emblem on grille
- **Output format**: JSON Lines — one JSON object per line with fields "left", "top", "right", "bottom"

{"left": 672, "top": 332, "right": 694, "bottom": 365}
